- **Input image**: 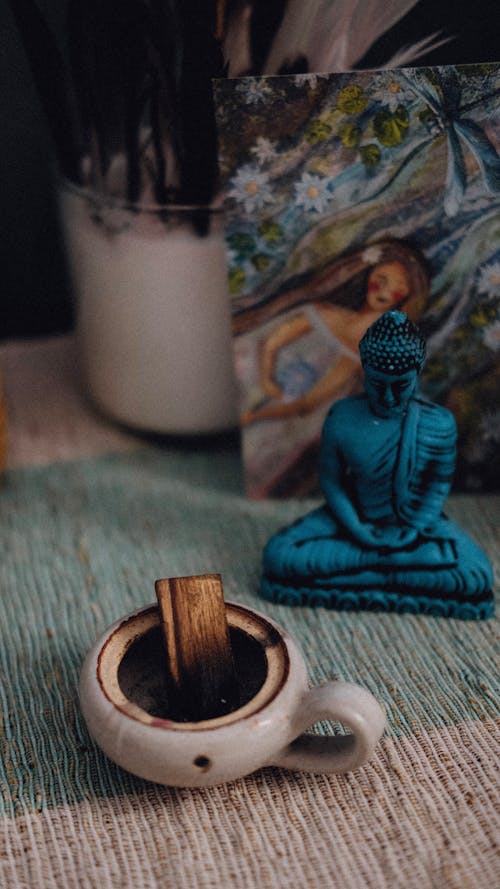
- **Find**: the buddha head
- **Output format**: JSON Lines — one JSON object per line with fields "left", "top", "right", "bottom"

{"left": 359, "top": 311, "right": 426, "bottom": 418}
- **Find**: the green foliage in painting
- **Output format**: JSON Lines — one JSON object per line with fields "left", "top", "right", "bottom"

{"left": 338, "top": 122, "right": 362, "bottom": 148}
{"left": 336, "top": 85, "right": 368, "bottom": 115}
{"left": 359, "top": 143, "right": 381, "bottom": 167}
{"left": 418, "top": 107, "right": 439, "bottom": 129}
{"left": 305, "top": 119, "right": 333, "bottom": 143}
{"left": 251, "top": 253, "right": 271, "bottom": 271}
{"left": 373, "top": 106, "right": 410, "bottom": 147}
{"left": 468, "top": 302, "right": 497, "bottom": 328}
{"left": 227, "top": 232, "right": 256, "bottom": 257}
{"left": 258, "top": 220, "right": 284, "bottom": 243}
{"left": 228, "top": 266, "right": 245, "bottom": 294}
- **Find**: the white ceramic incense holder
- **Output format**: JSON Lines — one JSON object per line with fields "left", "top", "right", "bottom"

{"left": 80, "top": 602, "right": 385, "bottom": 787}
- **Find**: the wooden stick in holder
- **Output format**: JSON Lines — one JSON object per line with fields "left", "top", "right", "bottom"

{"left": 155, "top": 574, "right": 239, "bottom": 722}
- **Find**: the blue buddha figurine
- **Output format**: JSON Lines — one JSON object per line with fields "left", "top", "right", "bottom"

{"left": 261, "top": 311, "right": 494, "bottom": 619}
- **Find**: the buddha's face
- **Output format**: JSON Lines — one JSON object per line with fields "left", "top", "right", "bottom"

{"left": 366, "top": 262, "right": 410, "bottom": 311}
{"left": 364, "top": 367, "right": 419, "bottom": 418}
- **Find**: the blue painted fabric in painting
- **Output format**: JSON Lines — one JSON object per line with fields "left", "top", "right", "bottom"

{"left": 275, "top": 360, "right": 318, "bottom": 398}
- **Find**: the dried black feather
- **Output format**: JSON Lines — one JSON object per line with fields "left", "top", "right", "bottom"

{"left": 11, "top": 0, "right": 450, "bottom": 214}
{"left": 12, "top": 0, "right": 226, "bottom": 211}
{"left": 66, "top": 0, "right": 225, "bottom": 208}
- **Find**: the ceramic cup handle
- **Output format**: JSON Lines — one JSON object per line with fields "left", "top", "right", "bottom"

{"left": 272, "top": 681, "right": 386, "bottom": 775}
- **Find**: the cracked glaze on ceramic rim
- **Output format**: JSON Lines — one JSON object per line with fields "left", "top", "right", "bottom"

{"left": 96, "top": 602, "right": 289, "bottom": 730}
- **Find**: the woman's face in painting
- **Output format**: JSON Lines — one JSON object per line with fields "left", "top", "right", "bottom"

{"left": 365, "top": 261, "right": 410, "bottom": 311}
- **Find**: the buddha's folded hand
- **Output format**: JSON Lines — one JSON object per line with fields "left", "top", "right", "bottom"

{"left": 349, "top": 522, "right": 419, "bottom": 550}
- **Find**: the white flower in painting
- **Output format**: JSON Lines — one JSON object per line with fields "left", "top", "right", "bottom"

{"left": 236, "top": 78, "right": 272, "bottom": 105}
{"left": 251, "top": 136, "right": 276, "bottom": 164}
{"left": 361, "top": 245, "right": 383, "bottom": 265}
{"left": 477, "top": 261, "right": 500, "bottom": 298}
{"left": 228, "top": 165, "right": 273, "bottom": 213}
{"left": 372, "top": 76, "right": 414, "bottom": 112}
{"left": 294, "top": 172, "right": 332, "bottom": 213}
{"left": 482, "top": 319, "right": 500, "bottom": 352}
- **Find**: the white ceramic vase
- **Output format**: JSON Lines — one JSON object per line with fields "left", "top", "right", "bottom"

{"left": 60, "top": 182, "right": 239, "bottom": 435}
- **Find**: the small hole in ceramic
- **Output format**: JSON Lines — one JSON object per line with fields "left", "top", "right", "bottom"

{"left": 193, "top": 755, "right": 211, "bottom": 771}
{"left": 117, "top": 626, "right": 267, "bottom": 721}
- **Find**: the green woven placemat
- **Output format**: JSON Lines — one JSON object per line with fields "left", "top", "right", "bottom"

{"left": 0, "top": 445, "right": 497, "bottom": 818}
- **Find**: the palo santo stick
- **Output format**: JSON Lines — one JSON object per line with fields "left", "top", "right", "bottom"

{"left": 155, "top": 574, "right": 239, "bottom": 721}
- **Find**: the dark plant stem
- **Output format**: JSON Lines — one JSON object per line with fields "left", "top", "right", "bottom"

{"left": 15, "top": 0, "right": 228, "bottom": 222}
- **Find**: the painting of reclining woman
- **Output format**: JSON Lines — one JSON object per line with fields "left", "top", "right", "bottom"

{"left": 233, "top": 238, "right": 429, "bottom": 497}
{"left": 216, "top": 63, "right": 500, "bottom": 498}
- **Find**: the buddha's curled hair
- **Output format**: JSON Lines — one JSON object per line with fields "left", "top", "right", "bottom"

{"left": 359, "top": 310, "right": 426, "bottom": 374}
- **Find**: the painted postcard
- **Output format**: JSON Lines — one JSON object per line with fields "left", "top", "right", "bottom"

{"left": 214, "top": 64, "right": 500, "bottom": 497}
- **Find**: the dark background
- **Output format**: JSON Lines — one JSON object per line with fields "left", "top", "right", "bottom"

{"left": 2, "top": 0, "right": 499, "bottom": 340}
